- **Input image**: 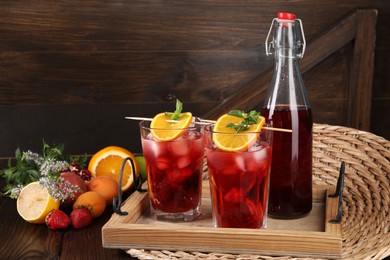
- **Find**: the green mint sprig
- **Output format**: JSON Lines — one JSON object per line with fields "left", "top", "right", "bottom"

{"left": 0, "top": 148, "right": 41, "bottom": 198}
{"left": 165, "top": 99, "right": 183, "bottom": 120}
{"left": 226, "top": 110, "right": 260, "bottom": 133}
{"left": 0, "top": 141, "right": 88, "bottom": 200}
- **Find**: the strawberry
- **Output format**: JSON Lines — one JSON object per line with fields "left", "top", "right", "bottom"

{"left": 224, "top": 188, "right": 246, "bottom": 204}
{"left": 70, "top": 208, "right": 93, "bottom": 229}
{"left": 45, "top": 209, "right": 71, "bottom": 230}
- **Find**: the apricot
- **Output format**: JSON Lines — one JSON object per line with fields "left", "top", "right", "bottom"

{"left": 87, "top": 176, "right": 118, "bottom": 205}
{"left": 73, "top": 191, "right": 106, "bottom": 218}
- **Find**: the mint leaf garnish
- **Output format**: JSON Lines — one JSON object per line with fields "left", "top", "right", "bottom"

{"left": 165, "top": 99, "right": 183, "bottom": 120}
{"left": 228, "top": 110, "right": 244, "bottom": 118}
{"left": 226, "top": 110, "right": 260, "bottom": 133}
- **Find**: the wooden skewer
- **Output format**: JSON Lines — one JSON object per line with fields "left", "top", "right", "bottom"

{"left": 199, "top": 120, "right": 292, "bottom": 133}
{"left": 125, "top": 116, "right": 292, "bottom": 133}
{"left": 125, "top": 117, "right": 210, "bottom": 125}
{"left": 194, "top": 118, "right": 292, "bottom": 133}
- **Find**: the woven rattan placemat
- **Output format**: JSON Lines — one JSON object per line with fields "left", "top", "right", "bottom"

{"left": 126, "top": 124, "right": 390, "bottom": 259}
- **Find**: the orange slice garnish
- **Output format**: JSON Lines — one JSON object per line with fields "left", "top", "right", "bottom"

{"left": 150, "top": 112, "right": 193, "bottom": 141}
{"left": 212, "top": 114, "right": 265, "bottom": 151}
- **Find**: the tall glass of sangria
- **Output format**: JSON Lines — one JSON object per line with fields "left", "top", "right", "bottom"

{"left": 204, "top": 111, "right": 272, "bottom": 228}
{"left": 139, "top": 103, "right": 204, "bottom": 222}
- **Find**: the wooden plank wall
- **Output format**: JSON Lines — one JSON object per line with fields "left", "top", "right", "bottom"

{"left": 0, "top": 0, "right": 389, "bottom": 157}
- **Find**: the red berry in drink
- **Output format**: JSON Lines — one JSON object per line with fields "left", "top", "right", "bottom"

{"left": 206, "top": 145, "right": 272, "bottom": 228}
{"left": 224, "top": 188, "right": 246, "bottom": 204}
{"left": 142, "top": 131, "right": 203, "bottom": 214}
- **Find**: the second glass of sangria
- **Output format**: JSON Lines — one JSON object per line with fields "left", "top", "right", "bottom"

{"left": 204, "top": 111, "right": 272, "bottom": 228}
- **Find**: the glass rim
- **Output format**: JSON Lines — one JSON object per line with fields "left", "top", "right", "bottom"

{"left": 139, "top": 120, "right": 202, "bottom": 131}
{"left": 204, "top": 124, "right": 270, "bottom": 135}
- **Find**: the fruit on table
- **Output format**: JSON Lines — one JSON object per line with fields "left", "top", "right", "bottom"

{"left": 70, "top": 208, "right": 93, "bottom": 229}
{"left": 16, "top": 182, "right": 60, "bottom": 224}
{"left": 88, "top": 146, "right": 139, "bottom": 192}
{"left": 45, "top": 209, "right": 71, "bottom": 230}
{"left": 59, "top": 171, "right": 88, "bottom": 209}
{"left": 69, "top": 162, "right": 93, "bottom": 181}
{"left": 135, "top": 155, "right": 147, "bottom": 183}
{"left": 73, "top": 191, "right": 106, "bottom": 218}
{"left": 87, "top": 176, "right": 118, "bottom": 205}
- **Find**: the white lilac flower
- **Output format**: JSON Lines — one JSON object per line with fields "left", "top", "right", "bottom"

{"left": 23, "top": 150, "right": 45, "bottom": 166}
{"left": 10, "top": 184, "right": 24, "bottom": 199}
{"left": 40, "top": 176, "right": 82, "bottom": 202}
{"left": 40, "top": 159, "right": 70, "bottom": 176}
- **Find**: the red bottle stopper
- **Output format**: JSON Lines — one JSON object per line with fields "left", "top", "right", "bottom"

{"left": 277, "top": 12, "right": 296, "bottom": 20}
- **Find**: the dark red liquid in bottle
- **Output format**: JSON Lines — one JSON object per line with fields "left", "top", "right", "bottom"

{"left": 262, "top": 105, "right": 313, "bottom": 218}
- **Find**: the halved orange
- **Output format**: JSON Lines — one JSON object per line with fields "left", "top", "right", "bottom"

{"left": 150, "top": 112, "right": 193, "bottom": 141}
{"left": 88, "top": 146, "right": 139, "bottom": 192}
{"left": 212, "top": 114, "right": 265, "bottom": 152}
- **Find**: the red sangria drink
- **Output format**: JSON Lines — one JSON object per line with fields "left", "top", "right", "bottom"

{"left": 204, "top": 112, "right": 272, "bottom": 229}
{"left": 139, "top": 118, "right": 204, "bottom": 222}
{"left": 262, "top": 105, "right": 312, "bottom": 218}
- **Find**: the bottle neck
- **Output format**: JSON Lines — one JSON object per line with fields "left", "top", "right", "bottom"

{"left": 274, "top": 44, "right": 301, "bottom": 73}
{"left": 266, "top": 18, "right": 305, "bottom": 59}
{"left": 264, "top": 21, "right": 309, "bottom": 110}
{"left": 273, "top": 22, "right": 302, "bottom": 82}
{"left": 274, "top": 48, "right": 300, "bottom": 62}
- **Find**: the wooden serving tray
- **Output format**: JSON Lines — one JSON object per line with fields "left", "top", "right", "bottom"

{"left": 102, "top": 181, "right": 342, "bottom": 259}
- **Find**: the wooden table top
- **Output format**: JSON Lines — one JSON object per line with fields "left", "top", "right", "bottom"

{"left": 0, "top": 179, "right": 136, "bottom": 259}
